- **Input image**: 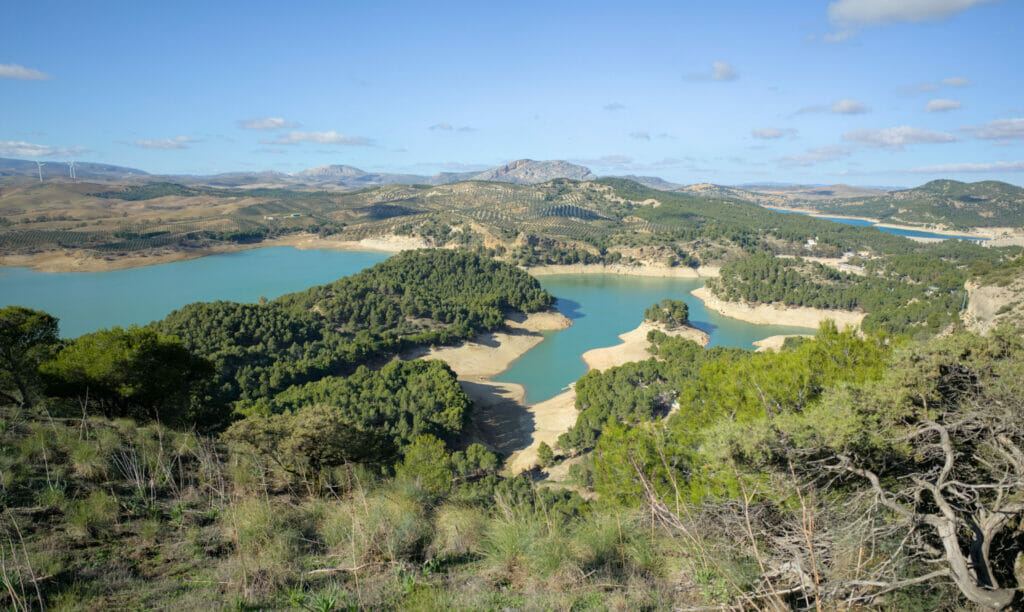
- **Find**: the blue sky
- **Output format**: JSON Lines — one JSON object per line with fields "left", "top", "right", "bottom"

{"left": 2, "top": 0, "right": 1023, "bottom": 186}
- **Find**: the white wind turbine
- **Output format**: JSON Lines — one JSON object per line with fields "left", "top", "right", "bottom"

{"left": 68, "top": 161, "right": 77, "bottom": 182}
{"left": 35, "top": 161, "right": 45, "bottom": 182}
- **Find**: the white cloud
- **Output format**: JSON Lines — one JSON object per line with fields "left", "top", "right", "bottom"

{"left": 266, "top": 131, "right": 374, "bottom": 146}
{"left": 910, "top": 160, "right": 1024, "bottom": 172}
{"left": 942, "top": 76, "right": 971, "bottom": 87}
{"left": 830, "top": 98, "right": 870, "bottom": 114}
{"left": 775, "top": 146, "right": 853, "bottom": 167}
{"left": 843, "top": 126, "right": 956, "bottom": 149}
{"left": 629, "top": 131, "right": 651, "bottom": 140}
{"left": 821, "top": 30, "right": 857, "bottom": 43}
{"left": 0, "top": 63, "right": 51, "bottom": 80}
{"left": 752, "top": 127, "right": 798, "bottom": 139}
{"left": 968, "top": 117, "right": 1024, "bottom": 140}
{"left": 133, "top": 136, "right": 199, "bottom": 150}
{"left": 574, "top": 154, "right": 635, "bottom": 167}
{"left": 0, "top": 141, "right": 87, "bottom": 157}
{"left": 795, "top": 104, "right": 827, "bottom": 115}
{"left": 237, "top": 117, "right": 298, "bottom": 130}
{"left": 686, "top": 61, "right": 738, "bottom": 81}
{"left": 711, "top": 61, "right": 738, "bottom": 81}
{"left": 828, "top": 0, "right": 1001, "bottom": 26}
{"left": 429, "top": 123, "right": 475, "bottom": 132}
{"left": 791, "top": 98, "right": 868, "bottom": 115}
{"left": 925, "top": 98, "right": 962, "bottom": 112}
{"left": 603, "top": 102, "right": 626, "bottom": 111}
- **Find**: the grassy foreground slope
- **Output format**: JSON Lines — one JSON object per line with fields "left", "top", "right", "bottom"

{"left": 3, "top": 307, "right": 1023, "bottom": 609}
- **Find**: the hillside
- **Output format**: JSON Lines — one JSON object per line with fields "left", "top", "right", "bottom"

{"left": 810, "top": 179, "right": 1024, "bottom": 229}
{"left": 1, "top": 175, "right": 962, "bottom": 271}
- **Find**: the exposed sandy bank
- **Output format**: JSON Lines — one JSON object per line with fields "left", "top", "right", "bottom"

{"left": 581, "top": 322, "right": 709, "bottom": 371}
{"left": 753, "top": 334, "right": 814, "bottom": 352}
{"left": 403, "top": 310, "right": 572, "bottom": 460}
{"left": 506, "top": 389, "right": 578, "bottom": 474}
{"left": 692, "top": 286, "right": 865, "bottom": 330}
{"left": 505, "top": 320, "right": 708, "bottom": 473}
{"left": 407, "top": 310, "right": 572, "bottom": 379}
{"left": 526, "top": 263, "right": 720, "bottom": 279}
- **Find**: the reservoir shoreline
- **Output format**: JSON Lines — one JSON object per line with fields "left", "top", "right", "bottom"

{"left": 691, "top": 285, "right": 865, "bottom": 330}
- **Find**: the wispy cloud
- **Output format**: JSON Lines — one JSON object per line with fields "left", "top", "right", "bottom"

{"left": 942, "top": 76, "right": 971, "bottom": 87}
{"left": 133, "top": 136, "right": 200, "bottom": 150}
{"left": 909, "top": 160, "right": 1024, "bottom": 173}
{"left": 795, "top": 105, "right": 827, "bottom": 115}
{"left": 0, "top": 63, "right": 51, "bottom": 80}
{"left": 752, "top": 127, "right": 798, "bottom": 139}
{"left": 794, "top": 99, "right": 869, "bottom": 115}
{"left": 902, "top": 77, "right": 971, "bottom": 94}
{"left": 265, "top": 131, "right": 374, "bottom": 146}
{"left": 686, "top": 61, "right": 738, "bottom": 81}
{"left": 237, "top": 117, "right": 298, "bottom": 130}
{"left": 774, "top": 145, "right": 853, "bottom": 167}
{"left": 629, "top": 131, "right": 651, "bottom": 140}
{"left": 603, "top": 102, "right": 626, "bottom": 111}
{"left": 0, "top": 141, "right": 87, "bottom": 157}
{"left": 831, "top": 98, "right": 870, "bottom": 114}
{"left": 843, "top": 126, "right": 956, "bottom": 149}
{"left": 429, "top": 123, "right": 477, "bottom": 132}
{"left": 828, "top": 0, "right": 1001, "bottom": 27}
{"left": 925, "top": 98, "right": 962, "bottom": 112}
{"left": 964, "top": 117, "right": 1024, "bottom": 140}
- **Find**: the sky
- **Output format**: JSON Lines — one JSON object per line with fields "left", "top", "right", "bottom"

{"left": 2, "top": 0, "right": 1023, "bottom": 186}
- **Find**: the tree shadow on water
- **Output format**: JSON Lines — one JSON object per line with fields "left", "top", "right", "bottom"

{"left": 690, "top": 319, "right": 717, "bottom": 337}
{"left": 555, "top": 297, "right": 584, "bottom": 321}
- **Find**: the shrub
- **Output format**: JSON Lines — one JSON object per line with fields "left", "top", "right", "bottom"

{"left": 429, "top": 504, "right": 488, "bottom": 559}
{"left": 66, "top": 490, "right": 119, "bottom": 537}
{"left": 318, "top": 489, "right": 430, "bottom": 565}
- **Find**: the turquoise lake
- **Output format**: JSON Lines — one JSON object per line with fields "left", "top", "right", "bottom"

{"left": 496, "top": 274, "right": 812, "bottom": 403}
{"left": 0, "top": 247, "right": 390, "bottom": 337}
{"left": 2, "top": 247, "right": 814, "bottom": 404}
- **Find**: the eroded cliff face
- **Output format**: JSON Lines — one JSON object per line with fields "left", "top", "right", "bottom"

{"left": 963, "top": 277, "right": 1024, "bottom": 333}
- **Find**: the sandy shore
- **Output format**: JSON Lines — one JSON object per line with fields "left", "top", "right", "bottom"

{"left": 526, "top": 263, "right": 720, "bottom": 279}
{"left": 692, "top": 286, "right": 865, "bottom": 329}
{"left": 403, "top": 310, "right": 573, "bottom": 464}
{"left": 504, "top": 320, "right": 709, "bottom": 473}
{"left": 582, "top": 321, "right": 709, "bottom": 371}
{"left": 409, "top": 309, "right": 710, "bottom": 474}
{"left": 753, "top": 334, "right": 814, "bottom": 352}
{"left": 407, "top": 310, "right": 572, "bottom": 379}
{"left": 0, "top": 233, "right": 428, "bottom": 274}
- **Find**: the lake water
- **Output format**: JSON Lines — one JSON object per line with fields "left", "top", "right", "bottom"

{"left": 764, "top": 207, "right": 985, "bottom": 242}
{"left": 2, "top": 248, "right": 813, "bottom": 404}
{"left": 0, "top": 247, "right": 390, "bottom": 337}
{"left": 495, "top": 274, "right": 812, "bottom": 403}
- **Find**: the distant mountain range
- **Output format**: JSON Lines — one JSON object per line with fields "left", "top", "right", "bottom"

{"left": 0, "top": 157, "right": 673, "bottom": 190}
{"left": 0, "top": 158, "right": 150, "bottom": 181}
{"left": 1, "top": 156, "right": 1021, "bottom": 229}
